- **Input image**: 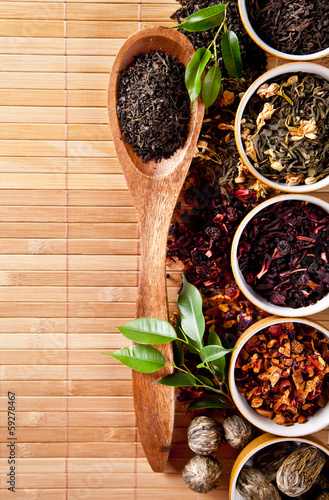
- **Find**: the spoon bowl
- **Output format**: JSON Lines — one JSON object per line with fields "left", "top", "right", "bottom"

{"left": 108, "top": 26, "right": 204, "bottom": 472}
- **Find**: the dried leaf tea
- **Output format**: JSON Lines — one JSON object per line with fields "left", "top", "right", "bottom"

{"left": 246, "top": 0, "right": 329, "bottom": 56}
{"left": 253, "top": 442, "right": 294, "bottom": 481}
{"left": 117, "top": 50, "right": 191, "bottom": 162}
{"left": 241, "top": 72, "right": 329, "bottom": 186}
{"left": 238, "top": 199, "right": 329, "bottom": 308}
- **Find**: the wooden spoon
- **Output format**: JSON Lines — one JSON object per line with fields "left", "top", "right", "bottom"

{"left": 108, "top": 26, "right": 204, "bottom": 473}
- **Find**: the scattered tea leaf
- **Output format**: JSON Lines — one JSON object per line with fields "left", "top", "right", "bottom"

{"left": 178, "top": 274, "right": 205, "bottom": 345}
{"left": 202, "top": 64, "right": 222, "bottom": 112}
{"left": 155, "top": 372, "right": 197, "bottom": 387}
{"left": 221, "top": 30, "right": 242, "bottom": 79}
{"left": 199, "top": 344, "right": 234, "bottom": 364}
{"left": 208, "top": 325, "right": 226, "bottom": 379}
{"left": 117, "top": 317, "right": 177, "bottom": 344}
{"left": 185, "top": 47, "right": 212, "bottom": 104}
{"left": 105, "top": 345, "right": 166, "bottom": 373}
{"left": 173, "top": 4, "right": 227, "bottom": 32}
{"left": 185, "top": 394, "right": 227, "bottom": 411}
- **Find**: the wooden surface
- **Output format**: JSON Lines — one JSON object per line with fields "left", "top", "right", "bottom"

{"left": 0, "top": 1, "right": 328, "bottom": 499}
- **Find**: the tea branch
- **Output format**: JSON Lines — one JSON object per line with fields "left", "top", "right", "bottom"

{"left": 172, "top": 4, "right": 243, "bottom": 112}
{"left": 103, "top": 274, "right": 234, "bottom": 410}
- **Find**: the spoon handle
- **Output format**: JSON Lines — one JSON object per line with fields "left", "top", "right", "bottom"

{"left": 132, "top": 202, "right": 175, "bottom": 472}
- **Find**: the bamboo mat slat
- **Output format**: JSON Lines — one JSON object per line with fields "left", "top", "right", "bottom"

{"left": 0, "top": 1, "right": 328, "bottom": 499}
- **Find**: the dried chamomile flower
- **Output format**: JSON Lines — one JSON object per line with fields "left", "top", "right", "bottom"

{"left": 187, "top": 416, "right": 222, "bottom": 455}
{"left": 256, "top": 103, "right": 276, "bottom": 129}
{"left": 182, "top": 455, "right": 222, "bottom": 494}
{"left": 220, "top": 90, "right": 235, "bottom": 107}
{"left": 222, "top": 415, "right": 254, "bottom": 449}
{"left": 285, "top": 173, "right": 305, "bottom": 185}
{"left": 276, "top": 444, "right": 325, "bottom": 497}
{"left": 257, "top": 82, "right": 280, "bottom": 99}
{"left": 290, "top": 118, "right": 318, "bottom": 141}
{"left": 245, "top": 138, "right": 257, "bottom": 162}
{"left": 237, "top": 465, "right": 281, "bottom": 500}
{"left": 253, "top": 442, "right": 294, "bottom": 482}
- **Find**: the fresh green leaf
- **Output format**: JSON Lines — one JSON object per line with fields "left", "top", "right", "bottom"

{"left": 177, "top": 326, "right": 200, "bottom": 355}
{"left": 202, "top": 64, "right": 222, "bottom": 112}
{"left": 185, "top": 394, "right": 227, "bottom": 412}
{"left": 208, "top": 326, "right": 226, "bottom": 379}
{"left": 173, "top": 338, "right": 185, "bottom": 367}
{"left": 173, "top": 4, "right": 227, "bottom": 32}
{"left": 195, "top": 375, "right": 214, "bottom": 387}
{"left": 104, "top": 345, "right": 165, "bottom": 373}
{"left": 221, "top": 30, "right": 243, "bottom": 80}
{"left": 200, "top": 344, "right": 234, "bottom": 364}
{"left": 185, "top": 47, "right": 212, "bottom": 104}
{"left": 117, "top": 317, "right": 177, "bottom": 344}
{"left": 155, "top": 372, "right": 197, "bottom": 387}
{"left": 178, "top": 274, "right": 205, "bottom": 345}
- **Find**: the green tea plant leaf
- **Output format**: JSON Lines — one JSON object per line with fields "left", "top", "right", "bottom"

{"left": 185, "top": 394, "right": 227, "bottom": 411}
{"left": 185, "top": 47, "right": 212, "bottom": 104}
{"left": 208, "top": 325, "right": 226, "bottom": 379}
{"left": 201, "top": 64, "right": 222, "bottom": 112}
{"left": 104, "top": 345, "right": 165, "bottom": 373}
{"left": 155, "top": 372, "right": 197, "bottom": 387}
{"left": 173, "top": 338, "right": 185, "bottom": 367}
{"left": 173, "top": 4, "right": 227, "bottom": 32}
{"left": 117, "top": 317, "right": 177, "bottom": 344}
{"left": 196, "top": 375, "right": 214, "bottom": 387}
{"left": 199, "top": 344, "right": 234, "bottom": 364}
{"left": 221, "top": 29, "right": 243, "bottom": 79}
{"left": 178, "top": 274, "right": 205, "bottom": 345}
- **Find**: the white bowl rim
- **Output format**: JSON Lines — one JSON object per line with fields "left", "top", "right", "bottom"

{"left": 234, "top": 62, "right": 329, "bottom": 193}
{"left": 238, "top": 0, "right": 329, "bottom": 61}
{"left": 229, "top": 316, "right": 329, "bottom": 437}
{"left": 231, "top": 193, "right": 329, "bottom": 317}
{"left": 230, "top": 435, "right": 329, "bottom": 500}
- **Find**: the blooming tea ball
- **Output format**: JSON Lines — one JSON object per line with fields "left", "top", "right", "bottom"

{"left": 237, "top": 465, "right": 281, "bottom": 500}
{"left": 276, "top": 444, "right": 325, "bottom": 497}
{"left": 182, "top": 455, "right": 222, "bottom": 494}
{"left": 222, "top": 414, "right": 254, "bottom": 449}
{"left": 187, "top": 416, "right": 222, "bottom": 455}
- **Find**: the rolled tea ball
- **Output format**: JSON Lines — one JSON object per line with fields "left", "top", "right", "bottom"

{"left": 237, "top": 465, "right": 281, "bottom": 500}
{"left": 222, "top": 415, "right": 254, "bottom": 449}
{"left": 276, "top": 444, "right": 325, "bottom": 497}
{"left": 253, "top": 441, "right": 294, "bottom": 482}
{"left": 187, "top": 416, "right": 222, "bottom": 455}
{"left": 182, "top": 455, "right": 222, "bottom": 494}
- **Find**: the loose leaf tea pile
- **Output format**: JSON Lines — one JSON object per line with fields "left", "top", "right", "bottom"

{"left": 117, "top": 51, "right": 190, "bottom": 162}
{"left": 246, "top": 0, "right": 329, "bottom": 56}
{"left": 235, "top": 322, "right": 329, "bottom": 425}
{"left": 241, "top": 72, "right": 329, "bottom": 185}
{"left": 238, "top": 200, "right": 329, "bottom": 308}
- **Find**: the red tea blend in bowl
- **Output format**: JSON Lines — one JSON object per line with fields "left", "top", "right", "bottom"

{"left": 235, "top": 322, "right": 329, "bottom": 425}
{"left": 237, "top": 199, "right": 329, "bottom": 308}
{"left": 117, "top": 50, "right": 191, "bottom": 162}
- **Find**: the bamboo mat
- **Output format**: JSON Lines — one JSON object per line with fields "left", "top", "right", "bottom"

{"left": 0, "top": 1, "right": 329, "bottom": 499}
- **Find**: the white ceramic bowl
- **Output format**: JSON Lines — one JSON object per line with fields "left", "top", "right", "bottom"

{"left": 228, "top": 316, "right": 329, "bottom": 437}
{"left": 235, "top": 62, "right": 329, "bottom": 193}
{"left": 238, "top": 0, "right": 329, "bottom": 61}
{"left": 231, "top": 193, "right": 329, "bottom": 317}
{"left": 229, "top": 433, "right": 329, "bottom": 499}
